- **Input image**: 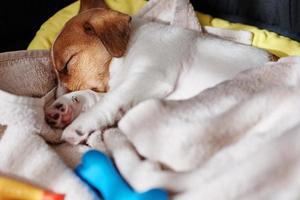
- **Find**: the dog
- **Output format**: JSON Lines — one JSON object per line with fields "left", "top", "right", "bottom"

{"left": 46, "top": 0, "right": 272, "bottom": 145}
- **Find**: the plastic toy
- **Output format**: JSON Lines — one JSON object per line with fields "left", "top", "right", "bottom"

{"left": 0, "top": 175, "right": 65, "bottom": 200}
{"left": 75, "top": 150, "right": 168, "bottom": 200}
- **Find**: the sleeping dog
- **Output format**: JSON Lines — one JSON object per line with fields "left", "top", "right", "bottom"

{"left": 46, "top": 0, "right": 272, "bottom": 144}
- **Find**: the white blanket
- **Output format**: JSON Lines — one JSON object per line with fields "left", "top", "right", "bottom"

{"left": 1, "top": 0, "right": 299, "bottom": 200}
{"left": 111, "top": 56, "right": 300, "bottom": 200}
{"left": 0, "top": 50, "right": 95, "bottom": 200}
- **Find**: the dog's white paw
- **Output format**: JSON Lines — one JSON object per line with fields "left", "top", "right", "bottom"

{"left": 61, "top": 111, "right": 101, "bottom": 145}
{"left": 45, "top": 95, "right": 83, "bottom": 128}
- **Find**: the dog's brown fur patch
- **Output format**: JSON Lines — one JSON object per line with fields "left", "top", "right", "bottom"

{"left": 51, "top": 2, "right": 131, "bottom": 92}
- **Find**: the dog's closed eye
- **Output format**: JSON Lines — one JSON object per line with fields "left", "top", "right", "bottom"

{"left": 61, "top": 63, "right": 68, "bottom": 74}
{"left": 83, "top": 22, "right": 95, "bottom": 35}
{"left": 60, "top": 54, "right": 75, "bottom": 74}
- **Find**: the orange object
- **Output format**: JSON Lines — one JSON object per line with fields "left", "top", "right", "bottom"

{"left": 0, "top": 175, "right": 65, "bottom": 200}
{"left": 42, "top": 191, "right": 65, "bottom": 200}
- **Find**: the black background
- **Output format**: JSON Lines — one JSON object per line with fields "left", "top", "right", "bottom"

{"left": 191, "top": 0, "right": 300, "bottom": 42}
{"left": 0, "top": 0, "right": 74, "bottom": 52}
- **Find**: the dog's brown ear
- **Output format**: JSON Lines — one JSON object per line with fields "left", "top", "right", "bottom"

{"left": 79, "top": 0, "right": 108, "bottom": 13}
{"left": 92, "top": 14, "right": 131, "bottom": 57}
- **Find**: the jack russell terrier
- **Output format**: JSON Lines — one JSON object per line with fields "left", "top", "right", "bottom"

{"left": 45, "top": 0, "right": 272, "bottom": 144}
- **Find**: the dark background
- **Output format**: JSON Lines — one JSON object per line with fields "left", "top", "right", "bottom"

{"left": 0, "top": 0, "right": 74, "bottom": 52}
{"left": 191, "top": 0, "right": 300, "bottom": 42}
{"left": 1, "top": 0, "right": 299, "bottom": 52}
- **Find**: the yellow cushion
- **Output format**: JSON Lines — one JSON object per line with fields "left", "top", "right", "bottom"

{"left": 27, "top": 0, "right": 146, "bottom": 50}
{"left": 28, "top": 0, "right": 300, "bottom": 58}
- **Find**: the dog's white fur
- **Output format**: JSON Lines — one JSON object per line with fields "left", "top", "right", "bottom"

{"left": 49, "top": 17, "right": 270, "bottom": 144}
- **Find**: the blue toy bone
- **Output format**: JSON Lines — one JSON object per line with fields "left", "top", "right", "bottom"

{"left": 75, "top": 150, "right": 168, "bottom": 200}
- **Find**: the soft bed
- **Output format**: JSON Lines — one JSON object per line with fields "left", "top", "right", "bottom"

{"left": 1, "top": 0, "right": 300, "bottom": 199}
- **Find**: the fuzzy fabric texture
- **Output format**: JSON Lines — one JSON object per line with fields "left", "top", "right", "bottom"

{"left": 113, "top": 57, "right": 300, "bottom": 200}
{"left": 0, "top": 50, "right": 55, "bottom": 97}
{"left": 0, "top": 50, "right": 96, "bottom": 200}
{"left": 1, "top": 0, "right": 300, "bottom": 200}
{"left": 136, "top": 0, "right": 202, "bottom": 32}
{"left": 0, "top": 1, "right": 205, "bottom": 199}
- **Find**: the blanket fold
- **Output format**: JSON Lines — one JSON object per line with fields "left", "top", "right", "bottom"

{"left": 0, "top": 50, "right": 96, "bottom": 200}
{"left": 1, "top": 0, "right": 300, "bottom": 200}
{"left": 115, "top": 57, "right": 300, "bottom": 199}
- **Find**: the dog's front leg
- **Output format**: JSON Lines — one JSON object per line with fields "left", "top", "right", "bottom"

{"left": 62, "top": 76, "right": 174, "bottom": 145}
{"left": 45, "top": 90, "right": 104, "bottom": 128}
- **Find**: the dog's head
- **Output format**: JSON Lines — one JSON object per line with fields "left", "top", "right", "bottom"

{"left": 51, "top": 0, "right": 131, "bottom": 95}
